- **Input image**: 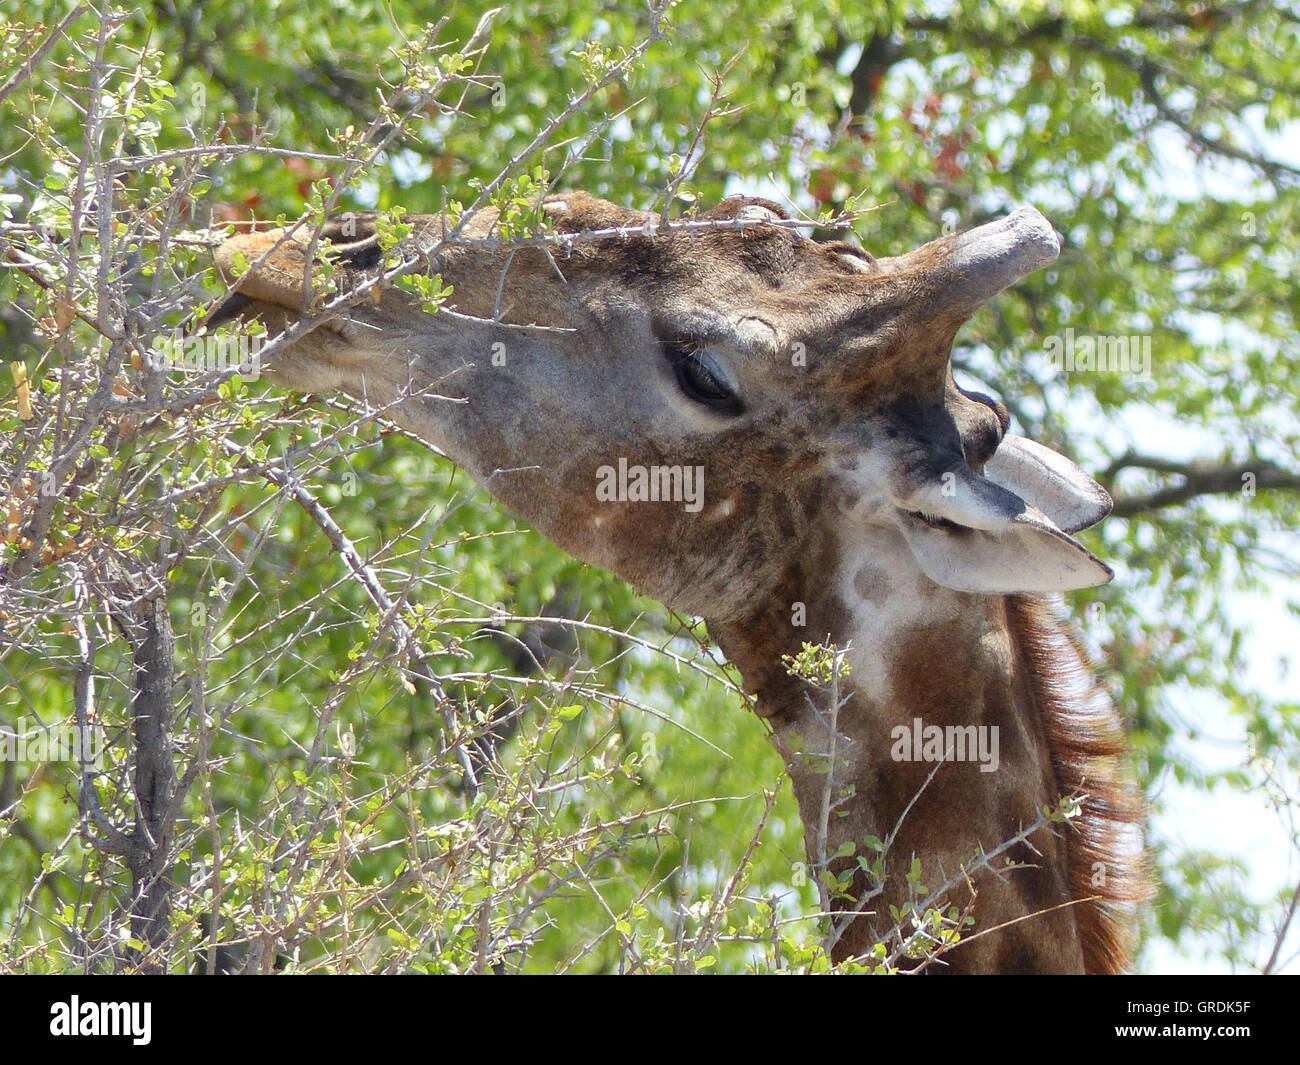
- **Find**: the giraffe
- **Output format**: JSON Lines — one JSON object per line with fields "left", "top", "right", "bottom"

{"left": 213, "top": 191, "right": 1145, "bottom": 973}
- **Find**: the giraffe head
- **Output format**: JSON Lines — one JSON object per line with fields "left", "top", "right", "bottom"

{"left": 214, "top": 193, "right": 1111, "bottom": 620}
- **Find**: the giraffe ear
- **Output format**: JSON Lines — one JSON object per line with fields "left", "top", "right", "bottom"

{"left": 982, "top": 435, "right": 1112, "bottom": 533}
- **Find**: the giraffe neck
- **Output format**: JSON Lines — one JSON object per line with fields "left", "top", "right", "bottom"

{"left": 709, "top": 521, "right": 1085, "bottom": 974}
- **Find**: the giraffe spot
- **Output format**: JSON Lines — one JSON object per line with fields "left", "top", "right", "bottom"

{"left": 995, "top": 938, "right": 1041, "bottom": 975}
{"left": 853, "top": 564, "right": 891, "bottom": 605}
{"left": 1013, "top": 855, "right": 1060, "bottom": 914}
{"left": 890, "top": 621, "right": 987, "bottom": 721}
{"left": 772, "top": 495, "right": 798, "bottom": 539}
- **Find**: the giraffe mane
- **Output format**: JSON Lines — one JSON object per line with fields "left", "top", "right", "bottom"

{"left": 1007, "top": 593, "right": 1149, "bottom": 974}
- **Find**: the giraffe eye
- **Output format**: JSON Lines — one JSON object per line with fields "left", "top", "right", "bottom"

{"left": 664, "top": 341, "right": 743, "bottom": 414}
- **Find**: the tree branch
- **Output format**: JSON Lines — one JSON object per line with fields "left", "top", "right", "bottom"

{"left": 98, "top": 557, "right": 176, "bottom": 975}
{"left": 1103, "top": 452, "right": 1300, "bottom": 517}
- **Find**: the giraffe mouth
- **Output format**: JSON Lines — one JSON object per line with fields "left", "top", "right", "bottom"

{"left": 894, "top": 500, "right": 1113, "bottom": 594}
{"left": 982, "top": 434, "right": 1113, "bottom": 534}
{"left": 880, "top": 433, "right": 1115, "bottom": 594}
{"left": 906, "top": 509, "right": 964, "bottom": 531}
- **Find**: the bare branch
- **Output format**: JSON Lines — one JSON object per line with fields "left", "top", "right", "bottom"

{"left": 1103, "top": 451, "right": 1300, "bottom": 517}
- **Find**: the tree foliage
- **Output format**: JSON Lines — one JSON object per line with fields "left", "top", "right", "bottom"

{"left": 1, "top": 0, "right": 1297, "bottom": 973}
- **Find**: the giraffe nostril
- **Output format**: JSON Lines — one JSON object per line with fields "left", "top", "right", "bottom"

{"left": 983, "top": 395, "right": 1011, "bottom": 437}
{"left": 967, "top": 422, "right": 1002, "bottom": 469}
{"left": 950, "top": 386, "right": 1010, "bottom": 470}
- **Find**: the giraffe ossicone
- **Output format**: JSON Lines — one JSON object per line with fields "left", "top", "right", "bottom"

{"left": 215, "top": 191, "right": 1144, "bottom": 973}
